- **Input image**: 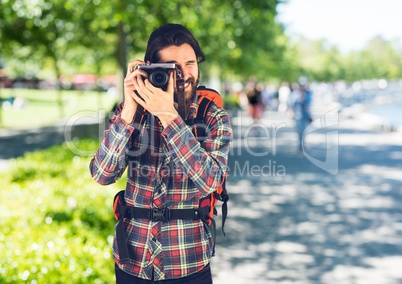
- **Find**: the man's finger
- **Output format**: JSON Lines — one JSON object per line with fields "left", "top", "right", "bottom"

{"left": 132, "top": 91, "right": 146, "bottom": 108}
{"left": 167, "top": 71, "right": 175, "bottom": 95}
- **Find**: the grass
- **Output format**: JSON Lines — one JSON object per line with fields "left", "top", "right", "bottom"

{"left": 0, "top": 139, "right": 126, "bottom": 283}
{"left": 0, "top": 88, "right": 240, "bottom": 130}
{"left": 0, "top": 88, "right": 117, "bottom": 130}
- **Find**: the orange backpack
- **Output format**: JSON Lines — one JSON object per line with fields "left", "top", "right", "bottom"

{"left": 113, "top": 86, "right": 229, "bottom": 263}
{"left": 187, "top": 86, "right": 228, "bottom": 236}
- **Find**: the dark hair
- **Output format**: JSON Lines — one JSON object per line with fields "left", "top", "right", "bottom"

{"left": 144, "top": 23, "right": 205, "bottom": 64}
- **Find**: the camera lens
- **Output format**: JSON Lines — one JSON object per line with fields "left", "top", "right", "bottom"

{"left": 149, "top": 69, "right": 169, "bottom": 88}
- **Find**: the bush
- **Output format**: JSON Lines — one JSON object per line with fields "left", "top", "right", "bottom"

{"left": 223, "top": 94, "right": 240, "bottom": 110}
{"left": 0, "top": 139, "right": 126, "bottom": 283}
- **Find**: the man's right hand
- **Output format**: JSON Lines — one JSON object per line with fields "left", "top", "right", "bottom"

{"left": 121, "top": 60, "right": 147, "bottom": 124}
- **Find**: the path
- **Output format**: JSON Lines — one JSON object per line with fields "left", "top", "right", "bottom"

{"left": 212, "top": 109, "right": 402, "bottom": 284}
{"left": 0, "top": 120, "right": 103, "bottom": 170}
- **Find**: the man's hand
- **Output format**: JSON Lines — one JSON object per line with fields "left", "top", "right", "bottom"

{"left": 121, "top": 60, "right": 146, "bottom": 124}
{"left": 132, "top": 70, "right": 179, "bottom": 128}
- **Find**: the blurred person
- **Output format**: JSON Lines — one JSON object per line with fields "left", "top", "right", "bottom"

{"left": 246, "top": 80, "right": 264, "bottom": 123}
{"left": 278, "top": 82, "right": 291, "bottom": 112}
{"left": 261, "top": 83, "right": 277, "bottom": 111}
{"left": 288, "top": 83, "right": 313, "bottom": 152}
{"left": 89, "top": 23, "right": 233, "bottom": 283}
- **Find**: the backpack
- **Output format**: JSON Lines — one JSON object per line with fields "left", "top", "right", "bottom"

{"left": 185, "top": 86, "right": 229, "bottom": 240}
{"left": 113, "top": 86, "right": 229, "bottom": 264}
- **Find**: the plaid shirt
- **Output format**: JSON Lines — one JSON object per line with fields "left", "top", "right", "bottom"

{"left": 90, "top": 94, "right": 232, "bottom": 280}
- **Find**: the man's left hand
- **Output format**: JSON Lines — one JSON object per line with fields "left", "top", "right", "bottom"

{"left": 132, "top": 71, "right": 179, "bottom": 127}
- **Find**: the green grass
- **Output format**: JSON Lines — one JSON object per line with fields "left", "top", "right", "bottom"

{"left": 0, "top": 89, "right": 117, "bottom": 130}
{"left": 0, "top": 139, "right": 126, "bottom": 283}
{"left": 0, "top": 88, "right": 242, "bottom": 130}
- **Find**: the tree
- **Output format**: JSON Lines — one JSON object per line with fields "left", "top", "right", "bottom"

{"left": 1, "top": 0, "right": 288, "bottom": 100}
{"left": 2, "top": 0, "right": 81, "bottom": 117}
{"left": 289, "top": 33, "right": 402, "bottom": 83}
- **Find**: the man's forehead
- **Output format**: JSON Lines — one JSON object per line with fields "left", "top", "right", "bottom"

{"left": 158, "top": 44, "right": 197, "bottom": 62}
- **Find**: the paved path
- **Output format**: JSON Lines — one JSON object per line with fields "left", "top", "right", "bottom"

{"left": 0, "top": 121, "right": 103, "bottom": 170}
{"left": 213, "top": 109, "right": 402, "bottom": 284}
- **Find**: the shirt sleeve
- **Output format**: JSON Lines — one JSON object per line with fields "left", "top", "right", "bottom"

{"left": 161, "top": 105, "right": 233, "bottom": 195}
{"left": 89, "top": 104, "right": 137, "bottom": 185}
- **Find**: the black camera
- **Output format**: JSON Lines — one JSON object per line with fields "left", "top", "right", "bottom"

{"left": 137, "top": 63, "right": 176, "bottom": 90}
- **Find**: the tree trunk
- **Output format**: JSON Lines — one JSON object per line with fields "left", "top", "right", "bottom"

{"left": 54, "top": 62, "right": 64, "bottom": 119}
{"left": 116, "top": 20, "right": 127, "bottom": 104}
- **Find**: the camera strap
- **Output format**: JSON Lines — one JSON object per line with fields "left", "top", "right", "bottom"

{"left": 176, "top": 75, "right": 187, "bottom": 120}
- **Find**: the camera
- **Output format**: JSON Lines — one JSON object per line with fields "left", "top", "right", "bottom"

{"left": 137, "top": 63, "right": 176, "bottom": 90}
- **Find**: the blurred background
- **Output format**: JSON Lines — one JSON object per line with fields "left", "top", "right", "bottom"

{"left": 1, "top": 0, "right": 402, "bottom": 283}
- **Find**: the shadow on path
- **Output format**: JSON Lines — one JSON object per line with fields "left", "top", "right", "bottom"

{"left": 213, "top": 112, "right": 402, "bottom": 284}
{"left": 0, "top": 122, "right": 103, "bottom": 160}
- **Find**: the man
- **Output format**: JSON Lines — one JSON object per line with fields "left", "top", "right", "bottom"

{"left": 90, "top": 23, "right": 233, "bottom": 283}
{"left": 288, "top": 82, "right": 312, "bottom": 152}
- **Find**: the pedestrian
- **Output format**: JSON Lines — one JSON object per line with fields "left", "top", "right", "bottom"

{"left": 288, "top": 82, "right": 313, "bottom": 152}
{"left": 246, "top": 80, "right": 264, "bottom": 123}
{"left": 261, "top": 83, "right": 276, "bottom": 111}
{"left": 278, "top": 82, "right": 291, "bottom": 112}
{"left": 89, "top": 23, "right": 233, "bottom": 283}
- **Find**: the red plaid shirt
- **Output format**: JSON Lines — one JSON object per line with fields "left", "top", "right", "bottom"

{"left": 90, "top": 94, "right": 232, "bottom": 280}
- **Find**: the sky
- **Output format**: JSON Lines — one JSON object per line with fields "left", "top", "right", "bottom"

{"left": 277, "top": 0, "right": 402, "bottom": 52}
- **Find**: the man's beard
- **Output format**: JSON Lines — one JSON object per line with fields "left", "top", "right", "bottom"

{"left": 185, "top": 74, "right": 200, "bottom": 103}
{"left": 172, "top": 74, "right": 200, "bottom": 119}
{"left": 174, "top": 74, "right": 200, "bottom": 104}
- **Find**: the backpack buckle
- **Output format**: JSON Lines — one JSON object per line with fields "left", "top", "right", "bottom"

{"left": 151, "top": 208, "right": 170, "bottom": 222}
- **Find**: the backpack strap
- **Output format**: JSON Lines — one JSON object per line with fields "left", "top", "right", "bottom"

{"left": 197, "top": 86, "right": 223, "bottom": 107}
{"left": 113, "top": 191, "right": 130, "bottom": 264}
{"left": 189, "top": 94, "right": 229, "bottom": 238}
{"left": 189, "top": 97, "right": 213, "bottom": 141}
{"left": 217, "top": 179, "right": 229, "bottom": 236}
{"left": 113, "top": 190, "right": 210, "bottom": 264}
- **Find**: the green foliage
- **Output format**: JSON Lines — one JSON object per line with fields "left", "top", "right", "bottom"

{"left": 3, "top": 0, "right": 401, "bottom": 86}
{"left": 290, "top": 34, "right": 402, "bottom": 83}
{"left": 222, "top": 93, "right": 240, "bottom": 110}
{"left": 0, "top": 139, "right": 126, "bottom": 283}
{"left": 0, "top": 0, "right": 285, "bottom": 82}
